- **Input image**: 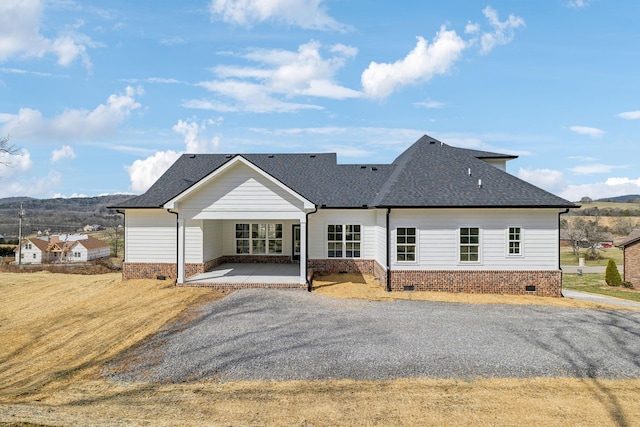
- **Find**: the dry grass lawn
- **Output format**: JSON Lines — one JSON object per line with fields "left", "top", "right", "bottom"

{"left": 1, "top": 271, "right": 639, "bottom": 426}
{"left": 312, "top": 272, "right": 638, "bottom": 310}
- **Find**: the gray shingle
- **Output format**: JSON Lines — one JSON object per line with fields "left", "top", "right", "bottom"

{"left": 112, "top": 135, "right": 575, "bottom": 209}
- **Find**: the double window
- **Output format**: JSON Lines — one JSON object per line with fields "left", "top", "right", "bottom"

{"left": 396, "top": 227, "right": 416, "bottom": 262}
{"left": 327, "top": 224, "right": 361, "bottom": 258}
{"left": 236, "top": 223, "right": 283, "bottom": 254}
{"left": 459, "top": 227, "right": 480, "bottom": 262}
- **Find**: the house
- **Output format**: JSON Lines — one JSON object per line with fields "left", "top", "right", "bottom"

{"left": 112, "top": 135, "right": 575, "bottom": 296}
{"left": 617, "top": 229, "right": 640, "bottom": 287}
{"left": 15, "top": 234, "right": 110, "bottom": 264}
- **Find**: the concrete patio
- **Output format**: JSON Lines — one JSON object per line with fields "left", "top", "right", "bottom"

{"left": 184, "top": 263, "right": 302, "bottom": 287}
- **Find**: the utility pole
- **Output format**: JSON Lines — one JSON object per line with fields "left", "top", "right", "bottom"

{"left": 18, "top": 202, "right": 24, "bottom": 266}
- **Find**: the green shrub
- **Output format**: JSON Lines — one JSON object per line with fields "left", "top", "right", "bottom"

{"left": 622, "top": 281, "right": 634, "bottom": 289}
{"left": 605, "top": 259, "right": 622, "bottom": 286}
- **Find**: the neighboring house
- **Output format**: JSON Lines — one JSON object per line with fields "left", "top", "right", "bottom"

{"left": 15, "top": 234, "right": 110, "bottom": 264}
{"left": 618, "top": 229, "right": 640, "bottom": 287}
{"left": 112, "top": 135, "right": 575, "bottom": 296}
{"left": 15, "top": 237, "right": 50, "bottom": 264}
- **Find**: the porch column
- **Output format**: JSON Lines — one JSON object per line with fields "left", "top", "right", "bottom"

{"left": 299, "top": 218, "right": 307, "bottom": 285}
{"left": 177, "top": 218, "right": 186, "bottom": 284}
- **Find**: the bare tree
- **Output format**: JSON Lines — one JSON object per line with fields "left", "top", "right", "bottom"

{"left": 1, "top": 136, "right": 20, "bottom": 166}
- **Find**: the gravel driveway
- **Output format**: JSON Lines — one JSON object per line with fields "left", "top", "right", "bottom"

{"left": 107, "top": 289, "right": 640, "bottom": 382}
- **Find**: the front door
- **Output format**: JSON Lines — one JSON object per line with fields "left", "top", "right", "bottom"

{"left": 292, "top": 224, "right": 301, "bottom": 261}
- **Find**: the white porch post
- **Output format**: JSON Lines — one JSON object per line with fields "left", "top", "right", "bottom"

{"left": 177, "top": 218, "right": 186, "bottom": 284}
{"left": 299, "top": 218, "right": 307, "bottom": 285}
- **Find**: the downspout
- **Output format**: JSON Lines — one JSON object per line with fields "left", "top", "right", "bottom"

{"left": 386, "top": 208, "right": 391, "bottom": 292}
{"left": 168, "top": 209, "right": 179, "bottom": 279}
{"left": 116, "top": 210, "right": 125, "bottom": 261}
{"left": 305, "top": 205, "right": 318, "bottom": 292}
{"left": 558, "top": 208, "right": 570, "bottom": 271}
{"left": 559, "top": 208, "right": 570, "bottom": 297}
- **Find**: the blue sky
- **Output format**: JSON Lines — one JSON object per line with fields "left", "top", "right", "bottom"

{"left": 0, "top": 0, "right": 639, "bottom": 201}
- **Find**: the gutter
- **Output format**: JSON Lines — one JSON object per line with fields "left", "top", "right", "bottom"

{"left": 306, "top": 205, "right": 318, "bottom": 291}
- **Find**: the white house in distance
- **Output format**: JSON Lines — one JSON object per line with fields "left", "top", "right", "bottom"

{"left": 112, "top": 135, "right": 575, "bottom": 296}
{"left": 16, "top": 234, "right": 110, "bottom": 264}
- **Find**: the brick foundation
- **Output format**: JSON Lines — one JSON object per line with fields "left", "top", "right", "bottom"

{"left": 176, "top": 282, "right": 307, "bottom": 290}
{"left": 122, "top": 262, "right": 177, "bottom": 280}
{"left": 308, "top": 258, "right": 376, "bottom": 275}
{"left": 389, "top": 269, "right": 562, "bottom": 297}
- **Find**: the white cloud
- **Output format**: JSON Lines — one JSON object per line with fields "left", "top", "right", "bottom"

{"left": 126, "top": 150, "right": 181, "bottom": 194}
{"left": 0, "top": 168, "right": 60, "bottom": 199}
{"left": 190, "top": 41, "right": 358, "bottom": 112}
{"left": 518, "top": 167, "right": 568, "bottom": 195}
{"left": 0, "top": 0, "right": 92, "bottom": 69}
{"left": 560, "top": 177, "right": 640, "bottom": 202}
{"left": 0, "top": 149, "right": 32, "bottom": 178}
{"left": 569, "top": 125, "right": 604, "bottom": 138}
{"left": 173, "top": 118, "right": 221, "bottom": 153}
{"left": 208, "top": 0, "right": 352, "bottom": 32}
{"left": 1, "top": 86, "right": 142, "bottom": 140}
{"left": 477, "top": 6, "right": 526, "bottom": 55}
{"left": 414, "top": 100, "right": 445, "bottom": 109}
{"left": 568, "top": 163, "right": 625, "bottom": 175}
{"left": 617, "top": 110, "right": 640, "bottom": 120}
{"left": 566, "top": 0, "right": 590, "bottom": 9}
{"left": 127, "top": 117, "right": 223, "bottom": 192}
{"left": 361, "top": 29, "right": 467, "bottom": 99}
{"left": 51, "top": 145, "right": 76, "bottom": 162}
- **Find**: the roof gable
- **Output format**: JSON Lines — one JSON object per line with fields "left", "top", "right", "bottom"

{"left": 164, "top": 155, "right": 314, "bottom": 210}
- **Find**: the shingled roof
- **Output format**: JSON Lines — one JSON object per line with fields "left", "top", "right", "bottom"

{"left": 114, "top": 135, "right": 574, "bottom": 209}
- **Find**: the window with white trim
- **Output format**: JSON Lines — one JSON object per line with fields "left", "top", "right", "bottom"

{"left": 327, "top": 224, "right": 361, "bottom": 258}
{"left": 459, "top": 227, "right": 480, "bottom": 262}
{"left": 396, "top": 227, "right": 416, "bottom": 262}
{"left": 508, "top": 227, "right": 522, "bottom": 256}
{"left": 236, "top": 223, "right": 283, "bottom": 254}
{"left": 25, "top": 243, "right": 32, "bottom": 250}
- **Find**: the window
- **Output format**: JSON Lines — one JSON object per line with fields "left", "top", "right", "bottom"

{"left": 508, "top": 227, "right": 522, "bottom": 255}
{"left": 236, "top": 223, "right": 282, "bottom": 255}
{"left": 25, "top": 243, "right": 32, "bottom": 250}
{"left": 460, "top": 227, "right": 480, "bottom": 262}
{"left": 327, "top": 225, "right": 343, "bottom": 258}
{"left": 235, "top": 224, "right": 250, "bottom": 254}
{"left": 327, "top": 224, "right": 361, "bottom": 258}
{"left": 396, "top": 227, "right": 416, "bottom": 262}
{"left": 32, "top": 253, "right": 36, "bottom": 259}
{"left": 74, "top": 252, "right": 81, "bottom": 258}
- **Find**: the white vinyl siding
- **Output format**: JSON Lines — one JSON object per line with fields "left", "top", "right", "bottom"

{"left": 125, "top": 210, "right": 177, "bottom": 263}
{"left": 390, "top": 209, "right": 559, "bottom": 271}
{"left": 178, "top": 163, "right": 306, "bottom": 217}
{"left": 308, "top": 210, "right": 377, "bottom": 260}
{"left": 203, "top": 220, "right": 223, "bottom": 261}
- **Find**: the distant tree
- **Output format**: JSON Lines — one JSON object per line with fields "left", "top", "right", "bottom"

{"left": 580, "top": 196, "right": 593, "bottom": 204}
{"left": 612, "top": 217, "right": 635, "bottom": 237}
{"left": 605, "top": 259, "right": 622, "bottom": 286}
{"left": 0, "top": 136, "right": 20, "bottom": 166}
